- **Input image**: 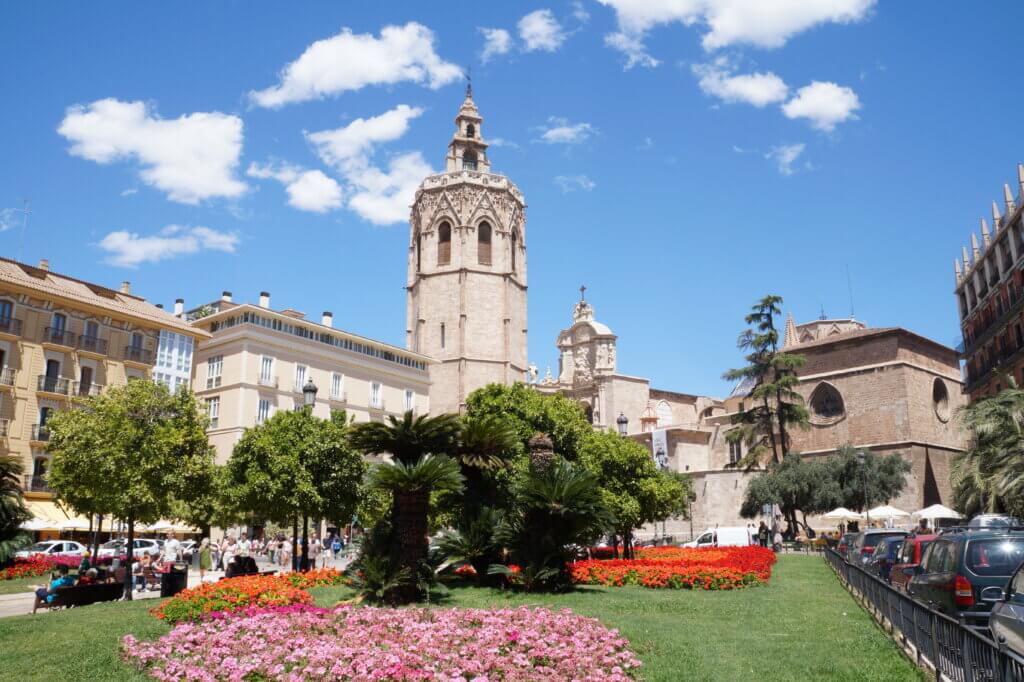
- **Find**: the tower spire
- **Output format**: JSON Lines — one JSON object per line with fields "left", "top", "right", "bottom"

{"left": 783, "top": 313, "right": 798, "bottom": 348}
{"left": 446, "top": 86, "right": 489, "bottom": 173}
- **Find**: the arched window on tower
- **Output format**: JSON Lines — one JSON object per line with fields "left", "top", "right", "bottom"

{"left": 478, "top": 222, "right": 492, "bottom": 265}
{"left": 466, "top": 123, "right": 476, "bottom": 138}
{"left": 463, "top": 150, "right": 478, "bottom": 171}
{"left": 438, "top": 222, "right": 451, "bottom": 265}
{"left": 511, "top": 229, "right": 519, "bottom": 272}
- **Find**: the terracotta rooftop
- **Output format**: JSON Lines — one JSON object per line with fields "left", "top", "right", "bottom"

{"left": 0, "top": 257, "right": 206, "bottom": 337}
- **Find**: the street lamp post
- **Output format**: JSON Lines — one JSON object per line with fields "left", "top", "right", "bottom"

{"left": 616, "top": 412, "right": 628, "bottom": 436}
{"left": 299, "top": 377, "right": 318, "bottom": 572}
{"left": 857, "top": 451, "right": 871, "bottom": 528}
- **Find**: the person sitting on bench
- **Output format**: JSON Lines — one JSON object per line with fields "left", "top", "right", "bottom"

{"left": 32, "top": 565, "right": 74, "bottom": 614}
{"left": 77, "top": 568, "right": 99, "bottom": 586}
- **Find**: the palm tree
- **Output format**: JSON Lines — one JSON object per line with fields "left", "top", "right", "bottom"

{"left": 954, "top": 378, "right": 1024, "bottom": 516}
{"left": 351, "top": 412, "right": 463, "bottom": 603}
{"left": 0, "top": 454, "right": 31, "bottom": 562}
{"left": 454, "top": 415, "right": 519, "bottom": 516}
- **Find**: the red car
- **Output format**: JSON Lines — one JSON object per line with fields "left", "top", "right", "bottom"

{"left": 890, "top": 533, "right": 937, "bottom": 591}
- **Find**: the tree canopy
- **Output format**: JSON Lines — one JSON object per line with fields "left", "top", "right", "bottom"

{"left": 0, "top": 454, "right": 31, "bottom": 562}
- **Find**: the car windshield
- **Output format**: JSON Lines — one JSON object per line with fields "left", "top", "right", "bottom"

{"left": 863, "top": 533, "right": 905, "bottom": 549}
{"left": 25, "top": 542, "right": 53, "bottom": 552}
{"left": 966, "top": 539, "right": 1024, "bottom": 576}
{"left": 101, "top": 540, "right": 124, "bottom": 548}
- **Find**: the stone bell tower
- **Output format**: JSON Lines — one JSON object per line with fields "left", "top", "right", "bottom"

{"left": 406, "top": 84, "right": 528, "bottom": 414}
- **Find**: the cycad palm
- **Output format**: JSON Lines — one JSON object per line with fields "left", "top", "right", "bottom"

{"left": 0, "top": 454, "right": 31, "bottom": 562}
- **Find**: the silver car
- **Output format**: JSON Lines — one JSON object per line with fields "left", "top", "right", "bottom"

{"left": 990, "top": 559, "right": 1024, "bottom": 654}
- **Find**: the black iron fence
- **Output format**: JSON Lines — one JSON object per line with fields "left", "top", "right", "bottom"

{"left": 824, "top": 548, "right": 1024, "bottom": 681}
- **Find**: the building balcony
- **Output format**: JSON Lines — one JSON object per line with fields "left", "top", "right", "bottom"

{"left": 258, "top": 375, "right": 278, "bottom": 388}
{"left": 77, "top": 382, "right": 103, "bottom": 397}
{"left": 42, "top": 327, "right": 75, "bottom": 349}
{"left": 329, "top": 390, "right": 347, "bottom": 403}
{"left": 76, "top": 334, "right": 108, "bottom": 357}
{"left": 0, "top": 317, "right": 22, "bottom": 339}
{"left": 24, "top": 475, "right": 51, "bottom": 493}
{"left": 36, "top": 375, "right": 72, "bottom": 396}
{"left": 0, "top": 418, "right": 9, "bottom": 437}
{"left": 31, "top": 424, "right": 50, "bottom": 443}
{"left": 369, "top": 399, "right": 386, "bottom": 412}
{"left": 123, "top": 346, "right": 154, "bottom": 366}
{"left": 0, "top": 367, "right": 15, "bottom": 391}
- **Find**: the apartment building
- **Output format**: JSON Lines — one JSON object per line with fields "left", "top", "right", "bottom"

{"left": 186, "top": 291, "right": 432, "bottom": 464}
{"left": 0, "top": 257, "right": 209, "bottom": 517}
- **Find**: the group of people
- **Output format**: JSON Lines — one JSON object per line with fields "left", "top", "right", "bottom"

{"left": 747, "top": 522, "right": 785, "bottom": 551}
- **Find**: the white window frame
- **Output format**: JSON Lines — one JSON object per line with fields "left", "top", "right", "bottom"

{"left": 331, "top": 373, "right": 344, "bottom": 400}
{"left": 206, "top": 355, "right": 223, "bottom": 389}
{"left": 260, "top": 356, "right": 275, "bottom": 385}
{"left": 370, "top": 382, "right": 382, "bottom": 409}
{"left": 257, "top": 398, "right": 271, "bottom": 425}
{"left": 404, "top": 389, "right": 414, "bottom": 412}
{"left": 295, "top": 364, "right": 307, "bottom": 392}
{"left": 206, "top": 397, "right": 220, "bottom": 429}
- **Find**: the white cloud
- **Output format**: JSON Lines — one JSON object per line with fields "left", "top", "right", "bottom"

{"left": 0, "top": 208, "right": 27, "bottom": 232}
{"left": 598, "top": 0, "right": 874, "bottom": 66}
{"left": 572, "top": 1, "right": 591, "bottom": 23}
{"left": 537, "top": 117, "right": 596, "bottom": 144}
{"left": 638, "top": 136, "right": 654, "bottom": 150}
{"left": 765, "top": 143, "right": 805, "bottom": 175}
{"left": 488, "top": 137, "right": 520, "bottom": 149}
{"left": 781, "top": 81, "right": 860, "bottom": 131}
{"left": 99, "top": 225, "right": 239, "bottom": 267}
{"left": 57, "top": 98, "right": 246, "bottom": 204}
{"left": 554, "top": 175, "right": 596, "bottom": 192}
{"left": 347, "top": 152, "right": 433, "bottom": 225}
{"left": 306, "top": 105, "right": 423, "bottom": 172}
{"left": 306, "top": 105, "right": 434, "bottom": 225}
{"left": 480, "top": 27, "right": 512, "bottom": 62}
{"left": 120, "top": 188, "right": 138, "bottom": 197}
{"left": 247, "top": 162, "right": 342, "bottom": 213}
{"left": 519, "top": 9, "right": 567, "bottom": 52}
{"left": 249, "top": 23, "right": 461, "bottom": 108}
{"left": 692, "top": 58, "right": 788, "bottom": 107}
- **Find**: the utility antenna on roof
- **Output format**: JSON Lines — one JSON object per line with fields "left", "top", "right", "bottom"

{"left": 579, "top": 284, "right": 587, "bottom": 302}
{"left": 8, "top": 199, "right": 31, "bottom": 263}
{"left": 465, "top": 65, "right": 472, "bottom": 97}
{"left": 819, "top": 304, "right": 827, "bottom": 320}
{"left": 846, "top": 263, "right": 856, "bottom": 320}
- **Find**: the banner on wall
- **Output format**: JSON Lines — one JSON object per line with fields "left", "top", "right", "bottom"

{"left": 651, "top": 429, "right": 669, "bottom": 470}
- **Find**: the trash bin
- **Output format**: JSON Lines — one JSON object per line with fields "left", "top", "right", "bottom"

{"left": 159, "top": 563, "right": 188, "bottom": 597}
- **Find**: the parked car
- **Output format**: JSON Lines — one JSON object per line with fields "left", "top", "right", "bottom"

{"left": 968, "top": 515, "right": 1023, "bottom": 529}
{"left": 14, "top": 540, "right": 85, "bottom": 559}
{"left": 838, "top": 532, "right": 858, "bottom": 557}
{"left": 989, "top": 559, "right": 1024, "bottom": 654}
{"left": 867, "top": 536, "right": 906, "bottom": 582}
{"left": 889, "top": 534, "right": 937, "bottom": 593}
{"left": 849, "top": 529, "right": 909, "bottom": 565}
{"left": 96, "top": 538, "right": 161, "bottom": 559}
{"left": 908, "top": 530, "right": 1024, "bottom": 629}
{"left": 682, "top": 527, "right": 752, "bottom": 548}
{"left": 179, "top": 540, "right": 197, "bottom": 562}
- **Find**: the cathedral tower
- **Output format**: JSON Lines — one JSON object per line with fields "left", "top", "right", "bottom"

{"left": 406, "top": 86, "right": 528, "bottom": 414}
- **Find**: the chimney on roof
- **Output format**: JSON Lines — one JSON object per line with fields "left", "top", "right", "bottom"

{"left": 222, "top": 291, "right": 232, "bottom": 303}
{"left": 120, "top": 281, "right": 131, "bottom": 294}
{"left": 155, "top": 303, "right": 164, "bottom": 309}
{"left": 174, "top": 298, "right": 184, "bottom": 317}
{"left": 259, "top": 291, "right": 270, "bottom": 308}
{"left": 37, "top": 258, "right": 49, "bottom": 271}
{"left": 322, "top": 311, "right": 333, "bottom": 327}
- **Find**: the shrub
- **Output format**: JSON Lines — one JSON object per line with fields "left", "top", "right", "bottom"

{"left": 570, "top": 546, "right": 777, "bottom": 590}
{"left": 151, "top": 571, "right": 348, "bottom": 623}
{"left": 124, "top": 604, "right": 642, "bottom": 681}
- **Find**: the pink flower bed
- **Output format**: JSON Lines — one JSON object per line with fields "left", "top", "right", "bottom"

{"left": 122, "top": 604, "right": 641, "bottom": 681}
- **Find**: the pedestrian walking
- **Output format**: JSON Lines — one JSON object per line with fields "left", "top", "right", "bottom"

{"left": 198, "top": 538, "right": 212, "bottom": 582}
{"left": 757, "top": 522, "right": 769, "bottom": 548}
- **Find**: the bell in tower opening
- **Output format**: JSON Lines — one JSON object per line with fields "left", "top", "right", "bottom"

{"left": 405, "top": 84, "right": 528, "bottom": 414}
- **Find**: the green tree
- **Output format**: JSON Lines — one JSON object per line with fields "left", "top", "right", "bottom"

{"left": 723, "top": 295, "right": 809, "bottom": 467}
{"left": 827, "top": 446, "right": 912, "bottom": 514}
{"left": 350, "top": 411, "right": 463, "bottom": 603}
{"left": 0, "top": 454, "right": 31, "bottom": 562}
{"left": 953, "top": 378, "right": 1024, "bottom": 517}
{"left": 578, "top": 431, "right": 689, "bottom": 558}
{"left": 223, "top": 408, "right": 365, "bottom": 569}
{"left": 46, "top": 381, "right": 215, "bottom": 599}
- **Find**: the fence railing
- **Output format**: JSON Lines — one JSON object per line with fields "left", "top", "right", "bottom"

{"left": 824, "top": 548, "right": 1024, "bottom": 681}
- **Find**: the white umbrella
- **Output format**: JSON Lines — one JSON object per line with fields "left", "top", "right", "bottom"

{"left": 146, "top": 520, "right": 175, "bottom": 533}
{"left": 822, "top": 507, "right": 864, "bottom": 520}
{"left": 913, "top": 504, "right": 962, "bottom": 520}
{"left": 868, "top": 505, "right": 910, "bottom": 518}
{"left": 56, "top": 517, "right": 91, "bottom": 531}
{"left": 20, "top": 518, "right": 53, "bottom": 531}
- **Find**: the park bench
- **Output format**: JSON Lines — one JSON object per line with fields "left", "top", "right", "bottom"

{"left": 47, "top": 582, "right": 124, "bottom": 609}
{"left": 141, "top": 566, "right": 161, "bottom": 591}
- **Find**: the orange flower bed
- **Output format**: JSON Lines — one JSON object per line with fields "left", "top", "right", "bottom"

{"left": 570, "top": 546, "right": 776, "bottom": 590}
{"left": 152, "top": 570, "right": 349, "bottom": 624}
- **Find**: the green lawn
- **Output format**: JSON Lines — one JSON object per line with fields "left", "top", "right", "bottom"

{"left": 0, "top": 575, "right": 45, "bottom": 596}
{"left": 0, "top": 555, "right": 921, "bottom": 681}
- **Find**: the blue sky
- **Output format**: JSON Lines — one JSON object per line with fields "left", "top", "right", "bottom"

{"left": 1, "top": 2, "right": 1020, "bottom": 398}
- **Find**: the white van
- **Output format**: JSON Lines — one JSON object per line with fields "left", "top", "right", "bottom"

{"left": 682, "top": 527, "right": 752, "bottom": 549}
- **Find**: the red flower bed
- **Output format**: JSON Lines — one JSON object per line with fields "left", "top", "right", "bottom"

{"left": 570, "top": 546, "right": 776, "bottom": 590}
{"left": 0, "top": 555, "right": 56, "bottom": 580}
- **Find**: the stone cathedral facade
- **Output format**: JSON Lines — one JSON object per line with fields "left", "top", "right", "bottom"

{"left": 406, "top": 87, "right": 528, "bottom": 414}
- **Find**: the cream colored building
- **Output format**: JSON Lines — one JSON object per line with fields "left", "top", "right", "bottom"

{"left": 186, "top": 291, "right": 432, "bottom": 464}
{"left": 0, "top": 257, "right": 208, "bottom": 523}
{"left": 406, "top": 85, "right": 528, "bottom": 414}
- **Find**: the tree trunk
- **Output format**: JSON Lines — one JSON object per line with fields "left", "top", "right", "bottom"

{"left": 92, "top": 515, "right": 103, "bottom": 558}
{"left": 123, "top": 514, "right": 134, "bottom": 601}
{"left": 390, "top": 490, "right": 429, "bottom": 603}
{"left": 291, "top": 517, "right": 299, "bottom": 572}
{"left": 611, "top": 535, "right": 620, "bottom": 559}
{"left": 763, "top": 398, "right": 780, "bottom": 463}
{"left": 301, "top": 515, "right": 309, "bottom": 572}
